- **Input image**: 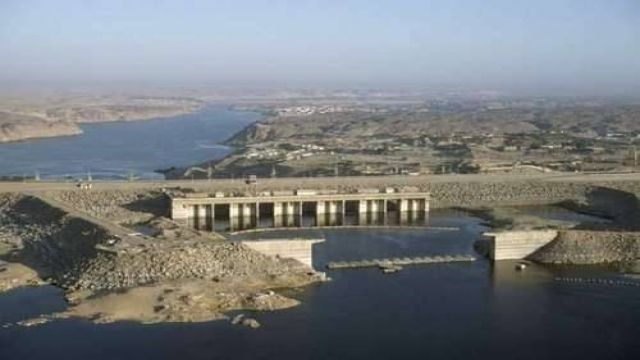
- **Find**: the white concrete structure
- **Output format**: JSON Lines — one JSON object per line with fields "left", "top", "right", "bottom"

{"left": 241, "top": 238, "right": 324, "bottom": 268}
{"left": 485, "top": 230, "right": 559, "bottom": 260}
{"left": 172, "top": 189, "right": 430, "bottom": 231}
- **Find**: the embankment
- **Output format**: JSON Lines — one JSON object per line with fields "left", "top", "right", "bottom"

{"left": 0, "top": 193, "right": 107, "bottom": 278}
{"left": 0, "top": 193, "right": 318, "bottom": 292}
{"left": 529, "top": 230, "right": 640, "bottom": 265}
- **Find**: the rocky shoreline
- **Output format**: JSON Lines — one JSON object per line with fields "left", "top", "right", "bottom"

{"left": 0, "top": 193, "right": 325, "bottom": 325}
{"left": 530, "top": 230, "right": 640, "bottom": 265}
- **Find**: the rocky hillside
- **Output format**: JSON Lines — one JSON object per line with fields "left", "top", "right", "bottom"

{"left": 0, "top": 111, "right": 82, "bottom": 143}
{"left": 226, "top": 105, "right": 640, "bottom": 146}
{"left": 0, "top": 193, "right": 319, "bottom": 292}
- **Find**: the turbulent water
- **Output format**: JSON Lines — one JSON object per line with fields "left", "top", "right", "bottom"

{"left": 0, "top": 106, "right": 259, "bottom": 179}
{"left": 1, "top": 210, "right": 639, "bottom": 360}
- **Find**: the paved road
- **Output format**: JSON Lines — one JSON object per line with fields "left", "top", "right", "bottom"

{"left": 1, "top": 172, "right": 640, "bottom": 194}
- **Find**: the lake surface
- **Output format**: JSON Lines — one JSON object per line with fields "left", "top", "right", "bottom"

{"left": 1, "top": 211, "right": 639, "bottom": 360}
{"left": 0, "top": 106, "right": 258, "bottom": 179}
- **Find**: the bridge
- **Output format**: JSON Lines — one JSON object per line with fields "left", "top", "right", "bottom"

{"left": 170, "top": 188, "right": 430, "bottom": 231}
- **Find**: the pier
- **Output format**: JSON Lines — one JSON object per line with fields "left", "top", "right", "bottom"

{"left": 326, "top": 254, "right": 476, "bottom": 270}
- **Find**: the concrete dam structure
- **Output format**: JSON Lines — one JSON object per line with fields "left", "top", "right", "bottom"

{"left": 241, "top": 238, "right": 324, "bottom": 268}
{"left": 170, "top": 188, "right": 430, "bottom": 231}
{"left": 485, "top": 230, "right": 559, "bottom": 260}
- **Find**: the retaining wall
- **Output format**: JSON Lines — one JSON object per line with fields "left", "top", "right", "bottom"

{"left": 241, "top": 239, "right": 324, "bottom": 268}
{"left": 486, "top": 230, "right": 559, "bottom": 260}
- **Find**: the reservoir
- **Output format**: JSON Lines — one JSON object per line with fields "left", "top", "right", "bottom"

{"left": 0, "top": 109, "right": 638, "bottom": 359}
{"left": 1, "top": 210, "right": 639, "bottom": 360}
{"left": 0, "top": 106, "right": 259, "bottom": 180}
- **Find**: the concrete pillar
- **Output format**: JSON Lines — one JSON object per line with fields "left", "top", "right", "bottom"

{"left": 411, "top": 199, "right": 419, "bottom": 213}
{"left": 197, "top": 204, "right": 207, "bottom": 219}
{"left": 273, "top": 202, "right": 283, "bottom": 228}
{"left": 274, "top": 214, "right": 283, "bottom": 228}
{"left": 205, "top": 204, "right": 214, "bottom": 230}
{"left": 370, "top": 199, "right": 379, "bottom": 213}
{"left": 408, "top": 207, "right": 417, "bottom": 222}
{"left": 423, "top": 198, "right": 430, "bottom": 213}
{"left": 399, "top": 199, "right": 409, "bottom": 212}
{"left": 229, "top": 216, "right": 239, "bottom": 231}
{"left": 328, "top": 201, "right": 338, "bottom": 214}
{"left": 229, "top": 203, "right": 240, "bottom": 218}
{"left": 316, "top": 201, "right": 326, "bottom": 226}
{"left": 285, "top": 202, "right": 295, "bottom": 226}
{"left": 358, "top": 210, "right": 368, "bottom": 226}
{"left": 273, "top": 202, "right": 283, "bottom": 217}
{"left": 382, "top": 199, "right": 388, "bottom": 224}
{"left": 399, "top": 210, "right": 408, "bottom": 225}
{"left": 359, "top": 200, "right": 368, "bottom": 214}
{"left": 242, "top": 203, "right": 253, "bottom": 228}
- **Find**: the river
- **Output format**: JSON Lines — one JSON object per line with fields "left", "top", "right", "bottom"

{"left": 0, "top": 106, "right": 258, "bottom": 180}
{"left": 1, "top": 210, "right": 639, "bottom": 360}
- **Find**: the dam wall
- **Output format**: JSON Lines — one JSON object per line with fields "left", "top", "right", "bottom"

{"left": 486, "top": 230, "right": 559, "bottom": 260}
{"left": 241, "top": 238, "right": 324, "bottom": 268}
{"left": 486, "top": 229, "right": 640, "bottom": 264}
{"left": 170, "top": 189, "right": 430, "bottom": 231}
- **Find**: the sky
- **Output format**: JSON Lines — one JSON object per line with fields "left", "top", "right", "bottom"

{"left": 1, "top": 0, "right": 639, "bottom": 94}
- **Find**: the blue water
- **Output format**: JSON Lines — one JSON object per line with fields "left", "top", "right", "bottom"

{"left": 1, "top": 212, "right": 639, "bottom": 360}
{"left": 0, "top": 106, "right": 258, "bottom": 179}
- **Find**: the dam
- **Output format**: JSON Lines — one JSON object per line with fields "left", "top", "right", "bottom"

{"left": 169, "top": 187, "right": 430, "bottom": 231}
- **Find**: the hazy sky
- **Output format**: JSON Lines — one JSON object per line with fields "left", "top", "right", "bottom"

{"left": 1, "top": 0, "right": 639, "bottom": 94}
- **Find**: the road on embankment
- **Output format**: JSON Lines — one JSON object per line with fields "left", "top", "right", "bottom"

{"left": 1, "top": 172, "right": 640, "bottom": 194}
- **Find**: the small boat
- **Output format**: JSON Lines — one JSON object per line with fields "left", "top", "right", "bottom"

{"left": 515, "top": 263, "right": 527, "bottom": 271}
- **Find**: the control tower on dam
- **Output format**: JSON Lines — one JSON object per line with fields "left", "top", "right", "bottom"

{"left": 169, "top": 187, "right": 430, "bottom": 231}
